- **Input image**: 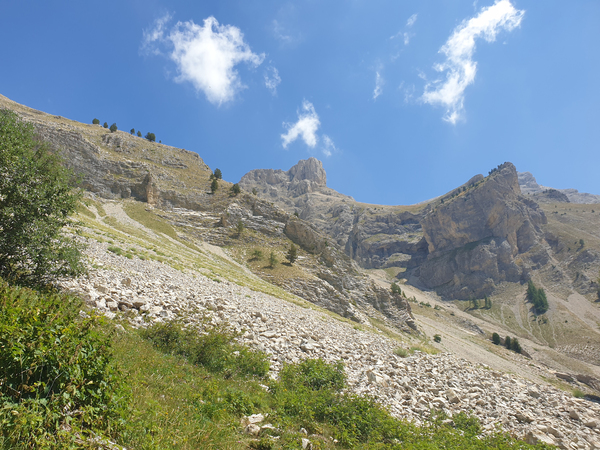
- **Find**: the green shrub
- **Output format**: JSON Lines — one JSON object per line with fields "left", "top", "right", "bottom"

{"left": 268, "top": 251, "right": 277, "bottom": 268}
{"left": 250, "top": 249, "right": 263, "bottom": 261}
{"left": 140, "top": 319, "right": 269, "bottom": 378}
{"left": 137, "top": 130, "right": 142, "bottom": 137}
{"left": 391, "top": 282, "right": 402, "bottom": 295}
{"left": 103, "top": 122, "right": 108, "bottom": 128}
{"left": 213, "top": 168, "right": 222, "bottom": 180}
{"left": 211, "top": 178, "right": 218, "bottom": 193}
{"left": 433, "top": 334, "right": 442, "bottom": 343}
{"left": 231, "top": 183, "right": 241, "bottom": 195}
{"left": 92, "top": 118, "right": 100, "bottom": 125}
{"left": 145, "top": 132, "right": 155, "bottom": 142}
{"left": 0, "top": 281, "right": 127, "bottom": 448}
{"left": 109, "top": 123, "right": 117, "bottom": 133}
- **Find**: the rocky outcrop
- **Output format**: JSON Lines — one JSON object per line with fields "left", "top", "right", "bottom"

{"left": 519, "top": 171, "right": 600, "bottom": 204}
{"left": 416, "top": 163, "right": 548, "bottom": 299}
{"left": 240, "top": 157, "right": 328, "bottom": 199}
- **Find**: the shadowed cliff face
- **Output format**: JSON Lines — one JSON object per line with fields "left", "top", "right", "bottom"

{"left": 416, "top": 163, "right": 548, "bottom": 299}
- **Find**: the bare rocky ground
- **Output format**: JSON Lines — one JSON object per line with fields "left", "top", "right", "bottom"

{"left": 60, "top": 239, "right": 600, "bottom": 449}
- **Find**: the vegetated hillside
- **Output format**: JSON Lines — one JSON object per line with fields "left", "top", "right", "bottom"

{"left": 3, "top": 94, "right": 600, "bottom": 384}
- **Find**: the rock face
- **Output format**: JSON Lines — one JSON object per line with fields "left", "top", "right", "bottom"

{"left": 519, "top": 171, "right": 600, "bottom": 204}
{"left": 416, "top": 163, "right": 547, "bottom": 299}
{"left": 240, "top": 157, "right": 328, "bottom": 199}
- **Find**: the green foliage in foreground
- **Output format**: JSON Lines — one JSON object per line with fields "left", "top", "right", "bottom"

{"left": 1, "top": 282, "right": 552, "bottom": 449}
{"left": 0, "top": 109, "right": 85, "bottom": 286}
{"left": 0, "top": 280, "right": 127, "bottom": 449}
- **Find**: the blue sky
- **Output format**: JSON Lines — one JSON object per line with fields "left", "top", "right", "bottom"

{"left": 1, "top": 1, "right": 598, "bottom": 205}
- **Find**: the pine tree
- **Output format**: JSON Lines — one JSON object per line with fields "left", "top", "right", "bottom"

{"left": 137, "top": 130, "right": 142, "bottom": 137}
{"left": 391, "top": 282, "right": 402, "bottom": 295}
{"left": 492, "top": 332, "right": 501, "bottom": 345}
{"left": 130, "top": 128, "right": 135, "bottom": 135}
{"left": 109, "top": 123, "right": 117, "bottom": 133}
{"left": 92, "top": 118, "right": 100, "bottom": 125}
{"left": 504, "top": 336, "right": 512, "bottom": 349}
{"left": 211, "top": 178, "right": 218, "bottom": 193}
{"left": 286, "top": 244, "right": 298, "bottom": 264}
{"left": 214, "top": 168, "right": 222, "bottom": 180}
{"left": 268, "top": 251, "right": 277, "bottom": 268}
{"left": 103, "top": 122, "right": 108, "bottom": 128}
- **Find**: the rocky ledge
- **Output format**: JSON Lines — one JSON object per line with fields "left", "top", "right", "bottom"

{"left": 60, "top": 239, "right": 600, "bottom": 449}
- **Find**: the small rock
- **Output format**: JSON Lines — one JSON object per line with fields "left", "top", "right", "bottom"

{"left": 525, "top": 431, "right": 555, "bottom": 446}
{"left": 302, "top": 438, "right": 312, "bottom": 450}
{"left": 583, "top": 418, "right": 597, "bottom": 428}
{"left": 244, "top": 424, "right": 261, "bottom": 436}
{"left": 569, "top": 409, "right": 581, "bottom": 420}
{"left": 445, "top": 389, "right": 460, "bottom": 404}
{"left": 515, "top": 412, "right": 534, "bottom": 423}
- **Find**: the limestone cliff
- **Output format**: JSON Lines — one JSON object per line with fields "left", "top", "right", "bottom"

{"left": 415, "top": 163, "right": 548, "bottom": 299}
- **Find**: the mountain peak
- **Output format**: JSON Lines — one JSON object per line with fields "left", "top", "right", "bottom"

{"left": 287, "top": 157, "right": 326, "bottom": 186}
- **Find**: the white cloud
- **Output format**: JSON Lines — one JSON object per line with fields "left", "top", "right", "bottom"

{"left": 264, "top": 66, "right": 281, "bottom": 95}
{"left": 281, "top": 101, "right": 321, "bottom": 148}
{"left": 142, "top": 13, "right": 173, "bottom": 55}
{"left": 143, "top": 15, "right": 265, "bottom": 105}
{"left": 272, "top": 19, "right": 293, "bottom": 43}
{"left": 391, "top": 13, "right": 417, "bottom": 44}
{"left": 322, "top": 135, "right": 337, "bottom": 157}
{"left": 421, "top": 0, "right": 524, "bottom": 124}
{"left": 406, "top": 14, "right": 418, "bottom": 28}
{"left": 373, "top": 71, "right": 384, "bottom": 100}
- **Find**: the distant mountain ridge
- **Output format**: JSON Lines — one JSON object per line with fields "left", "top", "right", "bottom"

{"left": 518, "top": 171, "right": 600, "bottom": 204}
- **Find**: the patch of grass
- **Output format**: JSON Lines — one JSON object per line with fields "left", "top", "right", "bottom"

{"left": 123, "top": 202, "right": 178, "bottom": 239}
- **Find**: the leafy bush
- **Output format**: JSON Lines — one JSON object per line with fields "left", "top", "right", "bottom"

{"left": 145, "top": 132, "right": 155, "bottom": 142}
{"left": 0, "top": 109, "right": 85, "bottom": 286}
{"left": 433, "top": 334, "right": 442, "bottom": 343}
{"left": 250, "top": 249, "right": 263, "bottom": 261}
{"left": 390, "top": 282, "right": 402, "bottom": 295}
{"left": 140, "top": 319, "right": 269, "bottom": 378}
{"left": 92, "top": 118, "right": 100, "bottom": 125}
{"left": 231, "top": 183, "right": 241, "bottom": 195}
{"left": 109, "top": 123, "right": 117, "bottom": 133}
{"left": 213, "top": 168, "right": 222, "bottom": 180}
{"left": 0, "top": 280, "right": 126, "bottom": 448}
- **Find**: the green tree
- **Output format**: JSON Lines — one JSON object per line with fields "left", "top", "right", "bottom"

{"left": 268, "top": 251, "right": 277, "bottom": 268}
{"left": 109, "top": 123, "right": 118, "bottom": 133}
{"left": 484, "top": 296, "right": 492, "bottom": 309}
{"left": 92, "top": 118, "right": 100, "bottom": 125}
{"left": 510, "top": 337, "right": 522, "bottom": 354}
{"left": 214, "top": 168, "right": 222, "bottom": 180}
{"left": 391, "top": 282, "right": 402, "bottom": 295}
{"left": 286, "top": 243, "right": 298, "bottom": 264}
{"left": 433, "top": 334, "right": 442, "bottom": 343}
{"left": 250, "top": 249, "right": 263, "bottom": 261}
{"left": 492, "top": 332, "right": 501, "bottom": 345}
{"left": 145, "top": 132, "right": 156, "bottom": 142}
{"left": 504, "top": 336, "right": 512, "bottom": 350}
{"left": 231, "top": 183, "right": 241, "bottom": 195}
{"left": 137, "top": 130, "right": 142, "bottom": 137}
{"left": 130, "top": 128, "right": 135, "bottom": 135}
{"left": 526, "top": 280, "right": 548, "bottom": 314}
{"left": 211, "top": 178, "right": 219, "bottom": 193}
{"left": 103, "top": 121, "right": 108, "bottom": 128}
{"left": 235, "top": 219, "right": 244, "bottom": 235}
{"left": 252, "top": 187, "right": 258, "bottom": 195}
{"left": 0, "top": 109, "right": 85, "bottom": 285}
{"left": 471, "top": 298, "right": 480, "bottom": 310}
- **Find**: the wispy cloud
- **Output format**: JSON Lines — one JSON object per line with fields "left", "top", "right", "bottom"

{"left": 264, "top": 66, "right": 281, "bottom": 95}
{"left": 406, "top": 13, "right": 418, "bottom": 28}
{"left": 281, "top": 100, "right": 320, "bottom": 148}
{"left": 322, "top": 135, "right": 338, "bottom": 157}
{"left": 373, "top": 71, "right": 384, "bottom": 100}
{"left": 272, "top": 19, "right": 294, "bottom": 44}
{"left": 391, "top": 13, "right": 418, "bottom": 45}
{"left": 143, "top": 15, "right": 265, "bottom": 105}
{"left": 421, "top": 0, "right": 524, "bottom": 124}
